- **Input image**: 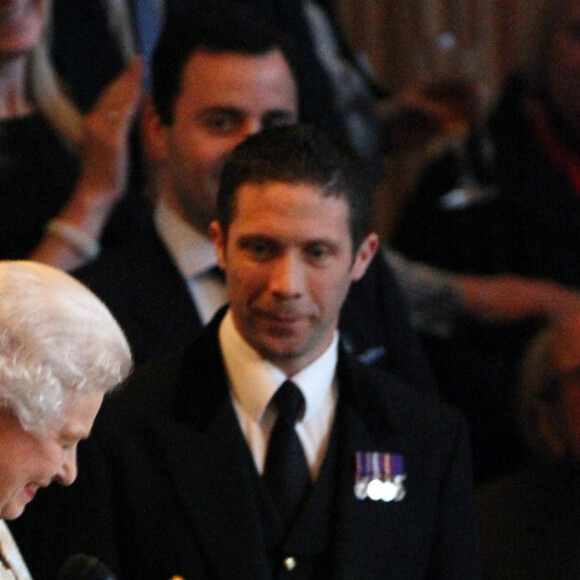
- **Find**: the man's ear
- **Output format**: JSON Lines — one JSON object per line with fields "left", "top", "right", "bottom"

{"left": 141, "top": 96, "right": 169, "bottom": 164}
{"left": 351, "top": 233, "right": 379, "bottom": 282}
{"left": 209, "top": 220, "right": 227, "bottom": 270}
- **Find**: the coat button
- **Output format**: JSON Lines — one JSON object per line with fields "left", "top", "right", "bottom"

{"left": 283, "top": 556, "right": 297, "bottom": 571}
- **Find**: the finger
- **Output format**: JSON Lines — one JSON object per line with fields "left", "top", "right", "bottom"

{"left": 97, "top": 57, "right": 144, "bottom": 107}
{"left": 119, "top": 56, "right": 145, "bottom": 94}
{"left": 108, "top": 59, "right": 144, "bottom": 107}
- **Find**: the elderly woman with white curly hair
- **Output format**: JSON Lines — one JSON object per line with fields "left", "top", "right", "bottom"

{"left": 0, "top": 260, "right": 131, "bottom": 579}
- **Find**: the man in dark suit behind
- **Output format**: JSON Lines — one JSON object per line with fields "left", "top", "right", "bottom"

{"left": 11, "top": 125, "right": 480, "bottom": 579}
{"left": 74, "top": 2, "right": 433, "bottom": 389}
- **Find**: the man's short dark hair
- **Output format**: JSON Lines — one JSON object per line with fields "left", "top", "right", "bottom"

{"left": 151, "top": 1, "right": 295, "bottom": 125}
{"left": 216, "top": 124, "right": 374, "bottom": 251}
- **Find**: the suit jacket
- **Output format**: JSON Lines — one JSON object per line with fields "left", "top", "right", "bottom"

{"left": 75, "top": 218, "right": 434, "bottom": 390}
{"left": 11, "top": 312, "right": 479, "bottom": 580}
{"left": 75, "top": 221, "right": 203, "bottom": 367}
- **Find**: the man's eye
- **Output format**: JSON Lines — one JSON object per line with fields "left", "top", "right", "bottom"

{"left": 205, "top": 117, "right": 238, "bottom": 133}
{"left": 306, "top": 244, "right": 332, "bottom": 261}
{"left": 249, "top": 242, "right": 271, "bottom": 258}
{"left": 242, "top": 240, "right": 274, "bottom": 260}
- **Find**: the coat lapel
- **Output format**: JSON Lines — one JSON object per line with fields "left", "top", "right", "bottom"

{"left": 331, "top": 354, "right": 406, "bottom": 580}
{"left": 129, "top": 225, "right": 203, "bottom": 340}
{"left": 150, "top": 315, "right": 271, "bottom": 580}
{"left": 154, "top": 404, "right": 270, "bottom": 580}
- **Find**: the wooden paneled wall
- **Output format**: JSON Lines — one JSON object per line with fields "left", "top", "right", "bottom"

{"left": 336, "top": 0, "right": 543, "bottom": 237}
{"left": 338, "top": 0, "right": 543, "bottom": 99}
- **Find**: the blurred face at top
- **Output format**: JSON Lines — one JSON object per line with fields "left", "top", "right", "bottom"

{"left": 546, "top": 0, "right": 580, "bottom": 133}
{"left": 153, "top": 48, "right": 298, "bottom": 235}
{"left": 0, "top": 0, "right": 48, "bottom": 60}
{"left": 0, "top": 390, "right": 103, "bottom": 520}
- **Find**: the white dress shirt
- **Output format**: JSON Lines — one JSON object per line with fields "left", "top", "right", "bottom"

{"left": 154, "top": 198, "right": 227, "bottom": 324}
{"left": 219, "top": 310, "right": 338, "bottom": 481}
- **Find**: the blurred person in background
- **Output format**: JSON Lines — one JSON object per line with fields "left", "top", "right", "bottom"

{"left": 390, "top": 0, "right": 580, "bottom": 483}
{"left": 50, "top": 0, "right": 473, "bottom": 176}
{"left": 479, "top": 312, "right": 580, "bottom": 578}
{"left": 0, "top": 0, "right": 146, "bottom": 270}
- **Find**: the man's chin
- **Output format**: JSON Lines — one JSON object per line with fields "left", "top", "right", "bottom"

{"left": 252, "top": 333, "right": 305, "bottom": 358}
{"left": 250, "top": 336, "right": 315, "bottom": 373}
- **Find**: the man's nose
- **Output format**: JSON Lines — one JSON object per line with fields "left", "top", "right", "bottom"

{"left": 238, "top": 118, "right": 262, "bottom": 144}
{"left": 54, "top": 448, "right": 78, "bottom": 486}
{"left": 270, "top": 253, "right": 305, "bottom": 298}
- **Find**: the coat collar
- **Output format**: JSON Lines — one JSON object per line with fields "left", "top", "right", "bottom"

{"left": 129, "top": 223, "right": 202, "bottom": 335}
{"left": 171, "top": 308, "right": 396, "bottom": 435}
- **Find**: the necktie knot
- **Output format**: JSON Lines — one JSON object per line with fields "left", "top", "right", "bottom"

{"left": 271, "top": 380, "right": 305, "bottom": 424}
{"left": 208, "top": 265, "right": 225, "bottom": 283}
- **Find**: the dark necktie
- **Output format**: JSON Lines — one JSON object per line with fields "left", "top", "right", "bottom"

{"left": 263, "top": 380, "right": 312, "bottom": 527}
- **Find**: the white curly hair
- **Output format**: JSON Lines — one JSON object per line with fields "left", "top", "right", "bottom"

{"left": 0, "top": 261, "right": 132, "bottom": 437}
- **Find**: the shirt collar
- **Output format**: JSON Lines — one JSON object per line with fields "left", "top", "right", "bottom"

{"left": 154, "top": 196, "right": 217, "bottom": 279}
{"left": 219, "top": 310, "right": 338, "bottom": 425}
